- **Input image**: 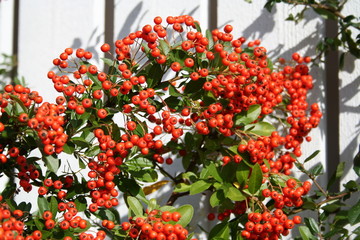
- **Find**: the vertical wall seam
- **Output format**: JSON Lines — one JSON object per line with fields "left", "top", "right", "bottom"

{"left": 325, "top": 18, "right": 340, "bottom": 192}
{"left": 208, "top": 0, "right": 218, "bottom": 30}
{"left": 104, "top": 0, "right": 115, "bottom": 72}
{"left": 11, "top": 0, "right": 19, "bottom": 84}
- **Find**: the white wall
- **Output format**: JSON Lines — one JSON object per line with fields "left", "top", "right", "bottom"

{"left": 0, "top": 0, "right": 359, "bottom": 239}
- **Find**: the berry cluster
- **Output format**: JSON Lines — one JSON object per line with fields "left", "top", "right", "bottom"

{"left": 117, "top": 210, "right": 191, "bottom": 240}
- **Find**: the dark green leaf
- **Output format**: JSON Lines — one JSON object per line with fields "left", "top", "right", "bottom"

{"left": 264, "top": 0, "right": 275, "bottom": 12}
{"left": 169, "top": 84, "right": 182, "bottom": 97}
{"left": 304, "top": 217, "right": 320, "bottom": 234}
{"left": 349, "top": 199, "right": 360, "bottom": 225}
{"left": 184, "top": 78, "right": 206, "bottom": 94}
{"left": 313, "top": 8, "right": 337, "bottom": 20}
{"left": 236, "top": 161, "right": 250, "bottom": 186}
{"left": 327, "top": 161, "right": 345, "bottom": 189}
{"left": 322, "top": 201, "right": 342, "bottom": 213}
{"left": 209, "top": 222, "right": 230, "bottom": 239}
{"left": 248, "top": 163, "right": 263, "bottom": 194}
{"left": 353, "top": 147, "right": 360, "bottom": 177}
{"left": 304, "top": 150, "right": 320, "bottom": 163}
{"left": 309, "top": 163, "right": 324, "bottom": 176}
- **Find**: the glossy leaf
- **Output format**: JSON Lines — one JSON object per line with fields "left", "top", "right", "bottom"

{"left": 42, "top": 155, "right": 59, "bottom": 173}
{"left": 127, "top": 196, "right": 144, "bottom": 217}
{"left": 244, "top": 122, "right": 275, "bottom": 136}
{"left": 37, "top": 196, "right": 49, "bottom": 216}
{"left": 209, "top": 222, "right": 230, "bottom": 239}
{"left": 189, "top": 180, "right": 212, "bottom": 195}
{"left": 304, "top": 217, "right": 320, "bottom": 234}
{"left": 349, "top": 199, "right": 360, "bottom": 225}
{"left": 304, "top": 150, "right": 320, "bottom": 163}
{"left": 176, "top": 204, "right": 194, "bottom": 227}
{"left": 248, "top": 163, "right": 263, "bottom": 194}
{"left": 234, "top": 104, "right": 261, "bottom": 125}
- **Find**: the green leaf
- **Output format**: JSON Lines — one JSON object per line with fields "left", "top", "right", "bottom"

{"left": 234, "top": 105, "right": 261, "bottom": 125}
{"left": 49, "top": 196, "right": 58, "bottom": 218}
{"left": 309, "top": 163, "right": 324, "bottom": 176}
{"left": 226, "top": 186, "right": 246, "bottom": 201}
{"left": 207, "top": 162, "right": 223, "bottom": 182}
{"left": 127, "top": 196, "right": 144, "bottom": 217}
{"left": 176, "top": 205, "right": 194, "bottom": 227}
{"left": 322, "top": 200, "right": 342, "bottom": 213}
{"left": 327, "top": 161, "right": 345, "bottom": 189}
{"left": 159, "top": 40, "right": 170, "bottom": 55}
{"left": 304, "top": 150, "right": 320, "bottom": 163}
{"left": 38, "top": 196, "right": 49, "bottom": 216}
{"left": 193, "top": 21, "right": 202, "bottom": 33}
{"left": 313, "top": 8, "right": 337, "bottom": 20}
{"left": 236, "top": 161, "right": 250, "bottom": 186}
{"left": 42, "top": 154, "right": 59, "bottom": 173}
{"left": 189, "top": 180, "right": 212, "bottom": 195}
{"left": 174, "top": 183, "right": 191, "bottom": 193}
{"left": 264, "top": 0, "right": 275, "bottom": 12}
{"left": 169, "top": 84, "right": 182, "bottom": 97}
{"left": 210, "top": 190, "right": 225, "bottom": 207}
{"left": 248, "top": 163, "right": 263, "bottom": 194}
{"left": 130, "top": 169, "right": 158, "bottom": 182}
{"left": 304, "top": 217, "right": 320, "bottom": 234}
{"left": 101, "top": 57, "right": 116, "bottom": 67}
{"left": 353, "top": 147, "right": 360, "bottom": 177}
{"left": 299, "top": 226, "right": 316, "bottom": 240}
{"left": 209, "top": 222, "right": 230, "bottom": 239}
{"left": 184, "top": 78, "right": 206, "bottom": 94}
{"left": 244, "top": 122, "right": 275, "bottom": 136}
{"left": 349, "top": 199, "right": 360, "bottom": 225}
{"left": 75, "top": 196, "right": 88, "bottom": 212}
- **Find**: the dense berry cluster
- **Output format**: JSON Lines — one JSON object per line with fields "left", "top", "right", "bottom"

{"left": 0, "top": 14, "right": 322, "bottom": 239}
{"left": 116, "top": 210, "right": 190, "bottom": 240}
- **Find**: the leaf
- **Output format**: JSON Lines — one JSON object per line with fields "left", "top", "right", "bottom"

{"left": 264, "top": 0, "right": 275, "bottom": 12}
{"left": 174, "top": 183, "right": 191, "bottom": 193}
{"left": 101, "top": 57, "right": 116, "bottom": 67}
{"left": 322, "top": 200, "right": 342, "bottom": 213}
{"left": 210, "top": 190, "right": 225, "bottom": 207}
{"left": 226, "top": 186, "right": 246, "bottom": 201}
{"left": 184, "top": 78, "right": 206, "bottom": 94}
{"left": 304, "top": 217, "right": 320, "bottom": 234}
{"left": 127, "top": 196, "right": 144, "bottom": 217}
{"left": 304, "top": 150, "right": 320, "bottom": 163}
{"left": 313, "top": 8, "right": 337, "bottom": 20}
{"left": 176, "top": 205, "right": 194, "bottom": 227}
{"left": 208, "top": 222, "right": 230, "bottom": 239}
{"left": 327, "top": 161, "right": 345, "bottom": 189}
{"left": 207, "top": 162, "right": 223, "bottom": 182}
{"left": 234, "top": 105, "right": 261, "bottom": 125}
{"left": 189, "top": 180, "right": 212, "bottom": 195}
{"left": 248, "top": 163, "right": 263, "bottom": 194}
{"left": 299, "top": 226, "right": 316, "bottom": 240}
{"left": 49, "top": 196, "right": 58, "bottom": 218}
{"left": 38, "top": 196, "right": 49, "bottom": 215}
{"left": 353, "top": 147, "right": 360, "bottom": 177}
{"left": 42, "top": 154, "right": 59, "bottom": 173}
{"left": 159, "top": 39, "right": 170, "bottom": 55}
{"left": 236, "top": 161, "right": 250, "bottom": 186}
{"left": 349, "top": 199, "right": 360, "bottom": 225}
{"left": 143, "top": 180, "right": 169, "bottom": 195}
{"left": 309, "top": 163, "right": 324, "bottom": 176}
{"left": 193, "top": 21, "right": 202, "bottom": 33}
{"left": 169, "top": 84, "right": 182, "bottom": 97}
{"left": 244, "top": 122, "right": 275, "bottom": 136}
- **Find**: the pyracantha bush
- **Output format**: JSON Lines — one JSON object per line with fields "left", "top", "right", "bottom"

{"left": 0, "top": 15, "right": 322, "bottom": 239}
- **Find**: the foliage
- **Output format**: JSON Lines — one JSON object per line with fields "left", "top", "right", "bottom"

{"left": 262, "top": 0, "right": 360, "bottom": 68}
{"left": 0, "top": 14, "right": 357, "bottom": 240}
